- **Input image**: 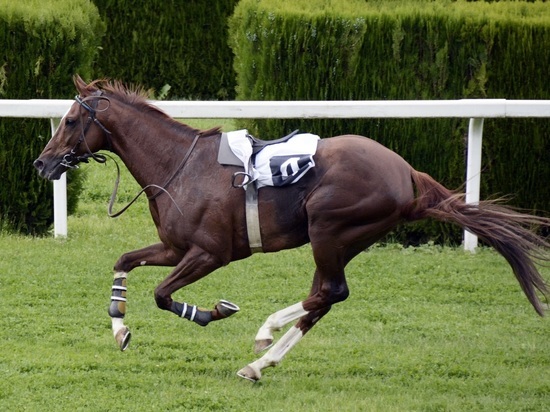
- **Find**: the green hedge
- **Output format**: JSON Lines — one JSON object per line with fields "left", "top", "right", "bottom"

{"left": 230, "top": 0, "right": 550, "bottom": 244}
{"left": 92, "top": 0, "right": 239, "bottom": 100}
{"left": 0, "top": 0, "right": 104, "bottom": 235}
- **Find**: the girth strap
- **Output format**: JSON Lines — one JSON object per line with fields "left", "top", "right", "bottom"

{"left": 246, "top": 183, "right": 263, "bottom": 254}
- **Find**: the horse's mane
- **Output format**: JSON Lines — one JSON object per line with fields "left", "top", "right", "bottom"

{"left": 87, "top": 78, "right": 222, "bottom": 137}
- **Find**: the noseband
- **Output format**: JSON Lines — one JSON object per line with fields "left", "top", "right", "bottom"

{"left": 60, "top": 93, "right": 113, "bottom": 169}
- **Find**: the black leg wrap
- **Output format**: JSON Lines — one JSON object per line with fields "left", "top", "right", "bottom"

{"left": 171, "top": 301, "right": 212, "bottom": 327}
{"left": 108, "top": 277, "right": 127, "bottom": 318}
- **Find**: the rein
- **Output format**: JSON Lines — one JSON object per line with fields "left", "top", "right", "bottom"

{"left": 105, "top": 134, "right": 200, "bottom": 217}
{"left": 104, "top": 154, "right": 184, "bottom": 218}
{"left": 148, "top": 133, "right": 200, "bottom": 201}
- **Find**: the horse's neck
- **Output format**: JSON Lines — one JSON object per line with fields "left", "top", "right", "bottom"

{"left": 109, "top": 111, "right": 198, "bottom": 189}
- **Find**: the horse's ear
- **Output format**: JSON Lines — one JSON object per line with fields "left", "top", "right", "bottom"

{"left": 73, "top": 74, "right": 87, "bottom": 94}
{"left": 73, "top": 74, "right": 98, "bottom": 97}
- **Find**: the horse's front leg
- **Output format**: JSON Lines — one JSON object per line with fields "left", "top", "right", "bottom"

{"left": 154, "top": 244, "right": 240, "bottom": 326}
{"left": 110, "top": 242, "right": 181, "bottom": 350}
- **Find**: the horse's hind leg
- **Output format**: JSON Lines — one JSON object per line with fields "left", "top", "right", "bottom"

{"left": 251, "top": 302, "right": 308, "bottom": 353}
{"left": 238, "top": 263, "right": 343, "bottom": 381}
{"left": 237, "top": 306, "right": 331, "bottom": 382}
{"left": 110, "top": 242, "right": 181, "bottom": 350}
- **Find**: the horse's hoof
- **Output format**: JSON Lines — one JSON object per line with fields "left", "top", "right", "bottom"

{"left": 115, "top": 326, "right": 131, "bottom": 351}
{"left": 237, "top": 365, "right": 261, "bottom": 382}
{"left": 254, "top": 339, "right": 273, "bottom": 354}
{"left": 216, "top": 300, "right": 240, "bottom": 318}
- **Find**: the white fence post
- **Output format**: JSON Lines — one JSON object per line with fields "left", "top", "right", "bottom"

{"left": 50, "top": 118, "right": 67, "bottom": 238}
{"left": 464, "top": 118, "right": 484, "bottom": 252}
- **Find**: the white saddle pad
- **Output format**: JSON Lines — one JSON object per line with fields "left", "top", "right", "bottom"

{"left": 225, "top": 129, "right": 319, "bottom": 189}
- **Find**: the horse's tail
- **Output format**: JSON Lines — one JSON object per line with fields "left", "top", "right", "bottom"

{"left": 403, "top": 168, "right": 550, "bottom": 316}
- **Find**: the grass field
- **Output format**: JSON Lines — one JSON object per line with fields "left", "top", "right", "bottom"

{"left": 1, "top": 119, "right": 549, "bottom": 411}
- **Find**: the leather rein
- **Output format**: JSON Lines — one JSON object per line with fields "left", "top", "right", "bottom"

{"left": 71, "top": 93, "right": 198, "bottom": 217}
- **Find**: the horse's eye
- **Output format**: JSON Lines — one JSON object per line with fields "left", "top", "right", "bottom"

{"left": 66, "top": 118, "right": 76, "bottom": 126}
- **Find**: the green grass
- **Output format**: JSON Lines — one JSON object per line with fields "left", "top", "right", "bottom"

{"left": 1, "top": 119, "right": 549, "bottom": 411}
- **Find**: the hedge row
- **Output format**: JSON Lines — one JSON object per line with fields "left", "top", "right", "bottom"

{"left": 229, "top": 0, "right": 550, "bottom": 244}
{"left": 92, "top": 0, "right": 239, "bottom": 100}
{"left": 0, "top": 0, "right": 104, "bottom": 235}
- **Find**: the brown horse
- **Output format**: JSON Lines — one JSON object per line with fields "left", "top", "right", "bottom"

{"left": 34, "top": 76, "right": 549, "bottom": 381}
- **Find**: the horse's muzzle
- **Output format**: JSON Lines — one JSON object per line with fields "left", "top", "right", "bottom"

{"left": 33, "top": 157, "right": 68, "bottom": 180}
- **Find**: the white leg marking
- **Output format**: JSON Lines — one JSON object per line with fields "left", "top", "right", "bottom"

{"left": 114, "top": 271, "right": 127, "bottom": 279}
{"left": 248, "top": 326, "right": 304, "bottom": 372}
{"left": 111, "top": 317, "right": 126, "bottom": 337}
{"left": 255, "top": 302, "right": 308, "bottom": 342}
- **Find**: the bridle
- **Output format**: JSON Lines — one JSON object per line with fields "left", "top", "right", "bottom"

{"left": 60, "top": 92, "right": 113, "bottom": 169}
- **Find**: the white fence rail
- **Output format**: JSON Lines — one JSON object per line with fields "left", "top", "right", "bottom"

{"left": 1, "top": 99, "right": 550, "bottom": 251}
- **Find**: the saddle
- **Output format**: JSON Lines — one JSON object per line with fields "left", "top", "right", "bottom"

{"left": 217, "top": 128, "right": 319, "bottom": 190}
{"left": 249, "top": 130, "right": 300, "bottom": 155}
{"left": 217, "top": 129, "right": 301, "bottom": 168}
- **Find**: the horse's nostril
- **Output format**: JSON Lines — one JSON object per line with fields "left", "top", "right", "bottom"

{"left": 33, "top": 159, "right": 44, "bottom": 171}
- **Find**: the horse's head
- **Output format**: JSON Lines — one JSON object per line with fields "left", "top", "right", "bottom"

{"left": 34, "top": 75, "right": 112, "bottom": 180}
